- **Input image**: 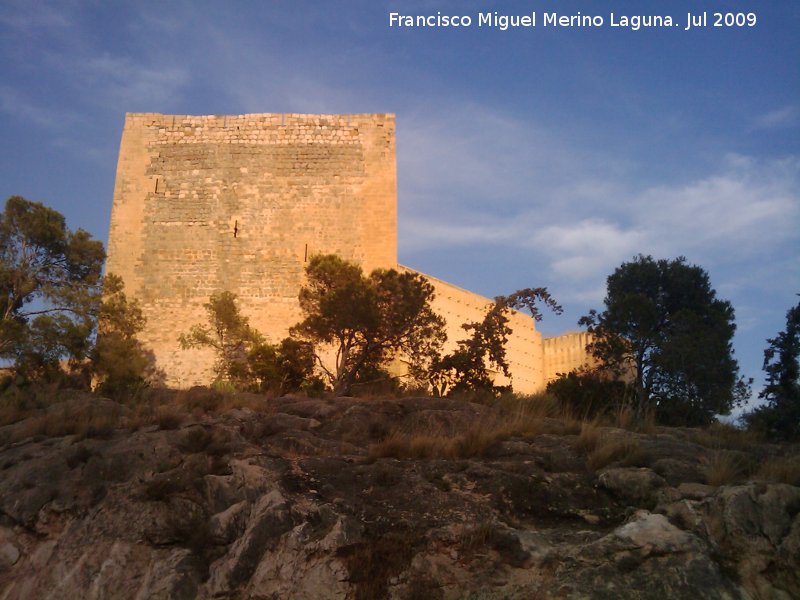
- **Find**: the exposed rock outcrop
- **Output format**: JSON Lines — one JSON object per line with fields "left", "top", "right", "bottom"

{"left": 0, "top": 393, "right": 797, "bottom": 599}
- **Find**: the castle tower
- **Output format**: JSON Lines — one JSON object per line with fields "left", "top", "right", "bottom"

{"left": 108, "top": 111, "right": 584, "bottom": 392}
{"left": 108, "top": 113, "right": 397, "bottom": 386}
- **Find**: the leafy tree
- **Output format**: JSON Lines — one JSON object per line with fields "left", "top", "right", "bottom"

{"left": 429, "top": 301, "right": 511, "bottom": 397}
{"left": 12, "top": 313, "right": 94, "bottom": 384}
{"left": 579, "top": 255, "right": 749, "bottom": 426}
{"left": 91, "top": 274, "right": 160, "bottom": 397}
{"left": 0, "top": 196, "right": 105, "bottom": 379}
{"left": 431, "top": 289, "right": 562, "bottom": 397}
{"left": 291, "top": 254, "right": 445, "bottom": 396}
{"left": 247, "top": 337, "right": 317, "bottom": 395}
{"left": 546, "top": 368, "right": 632, "bottom": 419}
{"left": 180, "top": 291, "right": 318, "bottom": 393}
{"left": 179, "top": 291, "right": 263, "bottom": 385}
{"left": 744, "top": 298, "right": 800, "bottom": 440}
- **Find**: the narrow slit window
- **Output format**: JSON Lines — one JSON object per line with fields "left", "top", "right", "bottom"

{"left": 233, "top": 220, "right": 239, "bottom": 238}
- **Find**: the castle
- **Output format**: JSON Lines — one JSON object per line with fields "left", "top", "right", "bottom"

{"left": 107, "top": 113, "right": 592, "bottom": 391}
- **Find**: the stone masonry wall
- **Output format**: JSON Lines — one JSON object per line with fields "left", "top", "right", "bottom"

{"left": 542, "top": 331, "right": 596, "bottom": 384}
{"left": 403, "top": 268, "right": 544, "bottom": 394}
{"left": 108, "top": 111, "right": 587, "bottom": 391}
{"left": 108, "top": 113, "right": 396, "bottom": 386}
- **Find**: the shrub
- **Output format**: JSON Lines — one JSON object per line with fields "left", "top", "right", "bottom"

{"left": 547, "top": 370, "right": 632, "bottom": 420}
{"left": 9, "top": 401, "right": 123, "bottom": 442}
{"left": 154, "top": 405, "right": 184, "bottom": 430}
{"left": 178, "top": 426, "right": 213, "bottom": 453}
{"left": 141, "top": 477, "right": 183, "bottom": 502}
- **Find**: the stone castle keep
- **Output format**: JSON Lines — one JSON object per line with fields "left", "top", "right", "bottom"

{"left": 107, "top": 112, "right": 591, "bottom": 390}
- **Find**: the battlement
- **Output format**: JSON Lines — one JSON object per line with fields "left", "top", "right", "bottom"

{"left": 542, "top": 331, "right": 596, "bottom": 382}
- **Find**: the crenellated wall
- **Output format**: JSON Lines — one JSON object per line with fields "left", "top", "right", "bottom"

{"left": 542, "top": 331, "right": 597, "bottom": 383}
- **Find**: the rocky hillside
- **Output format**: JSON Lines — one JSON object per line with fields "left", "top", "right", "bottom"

{"left": 0, "top": 390, "right": 798, "bottom": 599}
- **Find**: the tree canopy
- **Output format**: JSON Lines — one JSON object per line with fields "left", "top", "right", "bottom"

{"left": 179, "top": 291, "right": 317, "bottom": 393}
{"left": 744, "top": 298, "right": 800, "bottom": 440}
{"left": 579, "top": 255, "right": 749, "bottom": 426}
{"left": 291, "top": 254, "right": 445, "bottom": 395}
{"left": 430, "top": 288, "right": 562, "bottom": 397}
{"left": 1, "top": 196, "right": 105, "bottom": 379}
{"left": 90, "top": 274, "right": 159, "bottom": 396}
{"left": 179, "top": 291, "right": 263, "bottom": 384}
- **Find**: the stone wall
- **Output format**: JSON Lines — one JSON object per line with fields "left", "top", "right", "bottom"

{"left": 542, "top": 331, "right": 596, "bottom": 383}
{"left": 108, "top": 113, "right": 396, "bottom": 386}
{"left": 108, "top": 112, "right": 591, "bottom": 390}
{"left": 404, "top": 268, "right": 544, "bottom": 394}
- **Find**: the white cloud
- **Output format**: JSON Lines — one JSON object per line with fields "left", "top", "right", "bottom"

{"left": 400, "top": 108, "right": 799, "bottom": 265}
{"left": 396, "top": 105, "right": 800, "bottom": 313}
{"left": 79, "top": 55, "right": 189, "bottom": 108}
{"left": 633, "top": 155, "right": 800, "bottom": 259}
{"left": 0, "top": 1, "right": 73, "bottom": 33}
{"left": 0, "top": 85, "right": 68, "bottom": 129}
{"left": 400, "top": 214, "right": 518, "bottom": 249}
{"left": 530, "top": 220, "right": 645, "bottom": 280}
{"left": 755, "top": 105, "right": 798, "bottom": 129}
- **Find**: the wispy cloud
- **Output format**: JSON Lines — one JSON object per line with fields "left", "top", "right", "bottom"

{"left": 530, "top": 220, "right": 645, "bottom": 280}
{"left": 77, "top": 55, "right": 189, "bottom": 109}
{"left": 398, "top": 105, "right": 800, "bottom": 309}
{"left": 755, "top": 105, "right": 799, "bottom": 130}
{"left": 0, "top": 0, "right": 73, "bottom": 33}
{"left": 0, "top": 85, "right": 73, "bottom": 129}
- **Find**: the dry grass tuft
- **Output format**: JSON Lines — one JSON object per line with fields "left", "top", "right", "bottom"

{"left": 613, "top": 406, "right": 635, "bottom": 431}
{"left": 573, "top": 419, "right": 652, "bottom": 469}
{"left": 0, "top": 403, "right": 29, "bottom": 429}
{"left": 369, "top": 395, "right": 565, "bottom": 461}
{"left": 369, "top": 414, "right": 516, "bottom": 461}
{"left": 587, "top": 437, "right": 643, "bottom": 471}
{"left": 692, "top": 422, "right": 761, "bottom": 450}
{"left": 9, "top": 402, "right": 124, "bottom": 442}
{"left": 754, "top": 455, "right": 800, "bottom": 486}
{"left": 573, "top": 420, "right": 602, "bottom": 453}
{"left": 703, "top": 450, "right": 748, "bottom": 486}
{"left": 118, "top": 386, "right": 275, "bottom": 432}
{"left": 369, "top": 425, "right": 501, "bottom": 461}
{"left": 369, "top": 392, "right": 650, "bottom": 462}
{"left": 458, "top": 520, "right": 495, "bottom": 551}
{"left": 451, "top": 425, "right": 502, "bottom": 458}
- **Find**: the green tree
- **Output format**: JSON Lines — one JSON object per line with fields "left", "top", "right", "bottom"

{"left": 579, "top": 255, "right": 749, "bottom": 426}
{"left": 179, "top": 291, "right": 263, "bottom": 385}
{"left": 247, "top": 337, "right": 317, "bottom": 395}
{"left": 0, "top": 196, "right": 105, "bottom": 379}
{"left": 431, "top": 288, "right": 562, "bottom": 397}
{"left": 291, "top": 254, "right": 445, "bottom": 396}
{"left": 91, "top": 274, "right": 160, "bottom": 397}
{"left": 745, "top": 298, "right": 800, "bottom": 440}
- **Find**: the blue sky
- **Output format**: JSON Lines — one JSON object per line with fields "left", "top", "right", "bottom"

{"left": 1, "top": 1, "right": 798, "bottom": 410}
